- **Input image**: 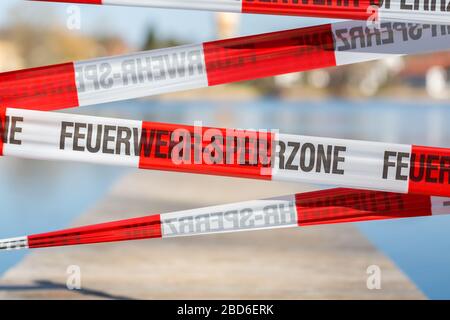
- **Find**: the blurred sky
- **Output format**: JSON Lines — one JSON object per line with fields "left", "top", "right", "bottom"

{"left": 0, "top": 0, "right": 335, "bottom": 47}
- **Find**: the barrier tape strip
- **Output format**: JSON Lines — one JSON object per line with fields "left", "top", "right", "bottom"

{"left": 32, "top": 0, "right": 450, "bottom": 25}
{"left": 2, "top": 20, "right": 450, "bottom": 111}
{"left": 1, "top": 188, "right": 449, "bottom": 250}
{"left": 1, "top": 107, "right": 449, "bottom": 196}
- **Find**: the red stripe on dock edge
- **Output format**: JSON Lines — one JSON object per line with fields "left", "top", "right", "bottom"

{"left": 138, "top": 121, "right": 274, "bottom": 180}
{"left": 28, "top": 214, "right": 162, "bottom": 249}
{"left": 203, "top": 24, "right": 336, "bottom": 86}
{"left": 241, "top": 0, "right": 376, "bottom": 20}
{"left": 0, "top": 63, "right": 79, "bottom": 111}
{"left": 409, "top": 145, "right": 450, "bottom": 197}
{"left": 295, "top": 188, "right": 432, "bottom": 226}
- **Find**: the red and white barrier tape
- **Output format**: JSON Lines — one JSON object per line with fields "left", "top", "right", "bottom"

{"left": 1, "top": 188, "right": 449, "bottom": 250}
{"left": 1, "top": 107, "right": 449, "bottom": 196}
{"left": 1, "top": 20, "right": 450, "bottom": 111}
{"left": 32, "top": 0, "right": 450, "bottom": 25}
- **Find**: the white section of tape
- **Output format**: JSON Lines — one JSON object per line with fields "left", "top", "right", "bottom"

{"left": 378, "top": 2, "right": 450, "bottom": 25}
{"left": 272, "top": 133, "right": 411, "bottom": 193}
{"left": 332, "top": 20, "right": 450, "bottom": 66}
{"left": 3, "top": 108, "right": 142, "bottom": 167}
{"left": 103, "top": 0, "right": 243, "bottom": 11}
{"left": 431, "top": 196, "right": 450, "bottom": 215}
{"left": 0, "top": 236, "right": 28, "bottom": 250}
{"left": 74, "top": 44, "right": 209, "bottom": 106}
{"left": 161, "top": 195, "right": 298, "bottom": 237}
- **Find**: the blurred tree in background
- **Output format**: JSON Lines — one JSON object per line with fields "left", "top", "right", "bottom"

{"left": 141, "top": 27, "right": 182, "bottom": 51}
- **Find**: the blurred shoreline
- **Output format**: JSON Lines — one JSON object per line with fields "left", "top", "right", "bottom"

{"left": 151, "top": 82, "right": 438, "bottom": 102}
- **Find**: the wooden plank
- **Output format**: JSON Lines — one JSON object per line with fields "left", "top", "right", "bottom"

{"left": 0, "top": 171, "right": 425, "bottom": 299}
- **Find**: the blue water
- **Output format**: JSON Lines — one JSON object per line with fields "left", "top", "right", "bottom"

{"left": 2, "top": 98, "right": 449, "bottom": 298}
{"left": 0, "top": 160, "right": 126, "bottom": 275}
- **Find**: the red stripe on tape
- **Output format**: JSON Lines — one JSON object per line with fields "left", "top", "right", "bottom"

{"left": 138, "top": 122, "right": 273, "bottom": 179}
{"left": 203, "top": 24, "right": 336, "bottom": 86}
{"left": 0, "top": 107, "right": 6, "bottom": 156}
{"left": 28, "top": 214, "right": 162, "bottom": 249}
{"left": 0, "top": 63, "right": 79, "bottom": 111}
{"left": 409, "top": 145, "right": 450, "bottom": 197}
{"left": 295, "top": 188, "right": 432, "bottom": 226}
{"left": 32, "top": 0, "right": 102, "bottom": 3}
{"left": 241, "top": 0, "right": 375, "bottom": 20}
